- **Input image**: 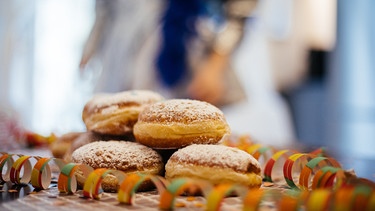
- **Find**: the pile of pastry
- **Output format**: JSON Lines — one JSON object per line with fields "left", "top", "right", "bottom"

{"left": 50, "top": 90, "right": 262, "bottom": 192}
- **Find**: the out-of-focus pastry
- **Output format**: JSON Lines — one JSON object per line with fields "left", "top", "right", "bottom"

{"left": 82, "top": 90, "right": 164, "bottom": 135}
{"left": 50, "top": 132, "right": 84, "bottom": 159}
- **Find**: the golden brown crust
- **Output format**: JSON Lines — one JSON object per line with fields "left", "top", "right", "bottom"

{"left": 72, "top": 141, "right": 164, "bottom": 192}
{"left": 135, "top": 132, "right": 224, "bottom": 149}
{"left": 84, "top": 102, "right": 140, "bottom": 116}
{"left": 165, "top": 144, "right": 262, "bottom": 187}
{"left": 137, "top": 99, "right": 227, "bottom": 123}
{"left": 71, "top": 141, "right": 164, "bottom": 172}
{"left": 82, "top": 90, "right": 164, "bottom": 135}
{"left": 58, "top": 131, "right": 137, "bottom": 163}
{"left": 134, "top": 99, "right": 230, "bottom": 149}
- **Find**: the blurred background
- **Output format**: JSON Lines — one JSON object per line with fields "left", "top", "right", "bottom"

{"left": 0, "top": 0, "right": 374, "bottom": 179}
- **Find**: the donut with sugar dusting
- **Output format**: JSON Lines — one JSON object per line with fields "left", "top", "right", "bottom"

{"left": 71, "top": 140, "right": 164, "bottom": 192}
{"left": 165, "top": 144, "right": 262, "bottom": 188}
{"left": 133, "top": 99, "right": 231, "bottom": 149}
{"left": 82, "top": 90, "right": 164, "bottom": 135}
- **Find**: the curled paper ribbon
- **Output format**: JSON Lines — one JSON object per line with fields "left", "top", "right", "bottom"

{"left": 117, "top": 173, "right": 169, "bottom": 205}
{"left": 330, "top": 185, "right": 374, "bottom": 211}
{"left": 31, "top": 157, "right": 66, "bottom": 190}
{"left": 245, "top": 189, "right": 286, "bottom": 211}
{"left": 278, "top": 190, "right": 307, "bottom": 211}
{"left": 367, "top": 192, "right": 375, "bottom": 211}
{"left": 283, "top": 153, "right": 316, "bottom": 189}
{"left": 279, "top": 194, "right": 299, "bottom": 211}
{"left": 82, "top": 168, "right": 126, "bottom": 199}
{"left": 263, "top": 149, "right": 295, "bottom": 183}
{"left": 351, "top": 185, "right": 374, "bottom": 211}
{"left": 206, "top": 183, "right": 248, "bottom": 211}
{"left": 306, "top": 188, "right": 332, "bottom": 211}
{"left": 242, "top": 188, "right": 265, "bottom": 211}
{"left": 309, "top": 147, "right": 327, "bottom": 156}
{"left": 311, "top": 166, "right": 345, "bottom": 189}
{"left": 0, "top": 153, "right": 14, "bottom": 182}
{"left": 159, "top": 178, "right": 212, "bottom": 210}
{"left": 299, "top": 156, "right": 341, "bottom": 190}
{"left": 280, "top": 189, "right": 310, "bottom": 211}
{"left": 251, "top": 146, "right": 274, "bottom": 162}
{"left": 245, "top": 144, "right": 263, "bottom": 155}
{"left": 10, "top": 155, "right": 41, "bottom": 185}
{"left": 57, "top": 163, "right": 93, "bottom": 193}
{"left": 333, "top": 186, "right": 354, "bottom": 211}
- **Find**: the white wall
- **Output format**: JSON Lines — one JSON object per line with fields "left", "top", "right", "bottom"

{"left": 0, "top": 0, "right": 95, "bottom": 135}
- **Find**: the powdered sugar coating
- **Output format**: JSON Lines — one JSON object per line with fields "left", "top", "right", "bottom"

{"left": 138, "top": 99, "right": 227, "bottom": 123}
{"left": 71, "top": 141, "right": 163, "bottom": 171}
{"left": 168, "top": 144, "right": 261, "bottom": 173}
{"left": 85, "top": 90, "right": 164, "bottom": 113}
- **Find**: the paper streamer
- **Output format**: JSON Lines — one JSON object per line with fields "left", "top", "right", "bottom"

{"left": 367, "top": 192, "right": 375, "bottom": 211}
{"left": 117, "top": 173, "right": 169, "bottom": 205}
{"left": 10, "top": 155, "right": 41, "bottom": 185}
{"left": 263, "top": 149, "right": 295, "bottom": 183}
{"left": 283, "top": 153, "right": 316, "bottom": 189}
{"left": 298, "top": 156, "right": 341, "bottom": 190}
{"left": 57, "top": 163, "right": 93, "bottom": 193}
{"left": 1, "top": 140, "right": 375, "bottom": 211}
{"left": 206, "top": 183, "right": 248, "bottom": 211}
{"left": 278, "top": 191, "right": 304, "bottom": 211}
{"left": 159, "top": 178, "right": 213, "bottom": 210}
{"left": 251, "top": 146, "right": 274, "bottom": 161}
{"left": 0, "top": 153, "right": 14, "bottom": 182}
{"left": 31, "top": 157, "right": 66, "bottom": 190}
{"left": 306, "top": 188, "right": 332, "bottom": 210}
{"left": 333, "top": 186, "right": 354, "bottom": 211}
{"left": 245, "top": 143, "right": 263, "bottom": 155}
{"left": 312, "top": 166, "right": 345, "bottom": 190}
{"left": 82, "top": 168, "right": 126, "bottom": 199}
{"left": 351, "top": 185, "right": 374, "bottom": 211}
{"left": 242, "top": 188, "right": 265, "bottom": 211}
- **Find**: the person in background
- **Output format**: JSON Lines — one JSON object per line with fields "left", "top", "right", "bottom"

{"left": 80, "top": 0, "right": 255, "bottom": 105}
{"left": 152, "top": 0, "right": 257, "bottom": 107}
{"left": 80, "top": 0, "right": 299, "bottom": 147}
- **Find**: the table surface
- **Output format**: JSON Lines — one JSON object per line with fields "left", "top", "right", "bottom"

{"left": 1, "top": 178, "right": 279, "bottom": 211}
{"left": 1, "top": 147, "right": 374, "bottom": 210}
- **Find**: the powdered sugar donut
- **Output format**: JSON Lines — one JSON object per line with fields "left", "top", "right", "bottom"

{"left": 71, "top": 140, "right": 164, "bottom": 192}
{"left": 82, "top": 90, "right": 164, "bottom": 135}
{"left": 165, "top": 144, "right": 262, "bottom": 188}
{"left": 133, "top": 99, "right": 231, "bottom": 149}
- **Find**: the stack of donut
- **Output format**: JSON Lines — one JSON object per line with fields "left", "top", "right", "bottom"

{"left": 54, "top": 89, "right": 263, "bottom": 192}
{"left": 50, "top": 90, "right": 165, "bottom": 160}
{"left": 133, "top": 98, "right": 262, "bottom": 188}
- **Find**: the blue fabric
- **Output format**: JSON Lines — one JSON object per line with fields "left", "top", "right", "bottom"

{"left": 155, "top": 0, "right": 206, "bottom": 87}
